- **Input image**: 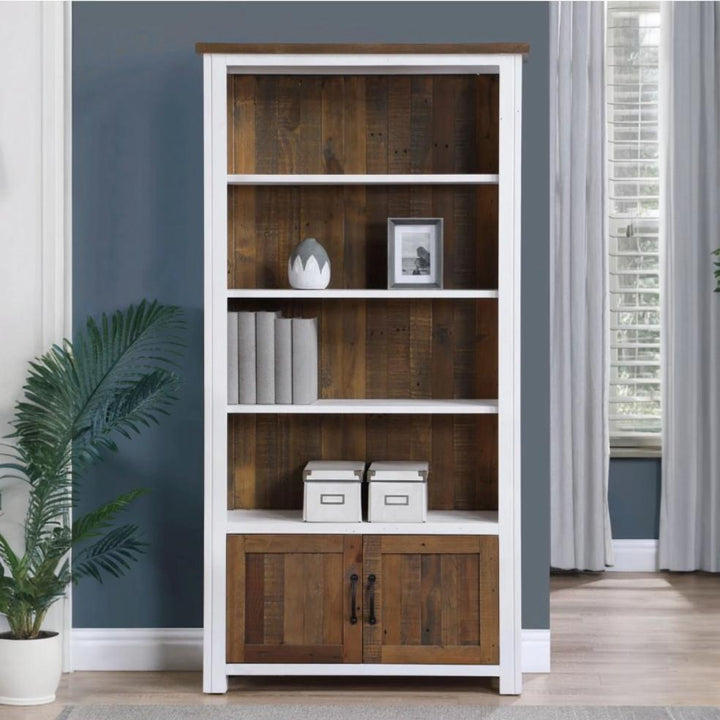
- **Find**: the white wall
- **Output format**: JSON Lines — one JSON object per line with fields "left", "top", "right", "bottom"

{"left": 0, "top": 0, "right": 43, "bottom": 557}
{"left": 0, "top": 0, "right": 71, "bottom": 662}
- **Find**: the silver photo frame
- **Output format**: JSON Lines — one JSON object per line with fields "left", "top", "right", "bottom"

{"left": 387, "top": 218, "right": 444, "bottom": 289}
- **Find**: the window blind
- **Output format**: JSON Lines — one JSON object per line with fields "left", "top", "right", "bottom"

{"left": 607, "top": 1, "right": 662, "bottom": 445}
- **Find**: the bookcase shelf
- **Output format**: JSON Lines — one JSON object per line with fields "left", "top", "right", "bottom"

{"left": 203, "top": 46, "right": 523, "bottom": 695}
{"left": 227, "top": 289, "right": 499, "bottom": 299}
{"left": 227, "top": 173, "right": 500, "bottom": 185}
{"left": 226, "top": 508, "right": 499, "bottom": 535}
{"left": 226, "top": 298, "right": 497, "bottom": 401}
{"left": 227, "top": 399, "right": 499, "bottom": 414}
{"left": 226, "top": 74, "right": 499, "bottom": 176}
{"left": 227, "top": 184, "right": 498, "bottom": 291}
{"left": 227, "top": 413, "right": 497, "bottom": 513}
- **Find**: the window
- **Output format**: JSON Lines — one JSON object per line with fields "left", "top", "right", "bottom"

{"left": 606, "top": 2, "right": 662, "bottom": 453}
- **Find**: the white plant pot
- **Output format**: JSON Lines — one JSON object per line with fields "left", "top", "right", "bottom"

{"left": 0, "top": 632, "right": 62, "bottom": 705}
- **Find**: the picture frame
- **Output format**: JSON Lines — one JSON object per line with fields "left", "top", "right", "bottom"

{"left": 387, "top": 218, "right": 444, "bottom": 289}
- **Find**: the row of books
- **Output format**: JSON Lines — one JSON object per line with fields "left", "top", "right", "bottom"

{"left": 227, "top": 311, "right": 318, "bottom": 405}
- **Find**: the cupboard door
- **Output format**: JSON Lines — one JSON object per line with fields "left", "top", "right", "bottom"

{"left": 363, "top": 535, "right": 499, "bottom": 664}
{"left": 227, "top": 535, "right": 362, "bottom": 663}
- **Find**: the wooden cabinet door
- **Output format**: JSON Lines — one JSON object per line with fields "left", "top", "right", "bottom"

{"left": 363, "top": 535, "right": 499, "bottom": 664}
{"left": 227, "top": 535, "right": 362, "bottom": 663}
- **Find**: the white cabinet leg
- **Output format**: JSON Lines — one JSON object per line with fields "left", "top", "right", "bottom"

{"left": 499, "top": 671, "right": 522, "bottom": 695}
{"left": 204, "top": 670, "right": 228, "bottom": 694}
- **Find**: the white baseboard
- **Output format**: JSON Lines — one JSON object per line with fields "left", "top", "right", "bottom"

{"left": 72, "top": 628, "right": 551, "bottom": 674}
{"left": 611, "top": 539, "right": 659, "bottom": 572}
{"left": 72, "top": 629, "right": 203, "bottom": 671}
{"left": 520, "top": 628, "right": 550, "bottom": 673}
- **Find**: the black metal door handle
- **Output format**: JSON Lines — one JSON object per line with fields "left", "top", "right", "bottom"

{"left": 368, "top": 574, "right": 377, "bottom": 625}
{"left": 350, "top": 573, "right": 358, "bottom": 624}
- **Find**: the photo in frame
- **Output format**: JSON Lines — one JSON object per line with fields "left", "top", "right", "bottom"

{"left": 387, "top": 218, "right": 444, "bottom": 289}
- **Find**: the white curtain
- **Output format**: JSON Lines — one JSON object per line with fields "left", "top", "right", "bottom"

{"left": 659, "top": 1, "right": 720, "bottom": 572}
{"left": 550, "top": 1, "right": 613, "bottom": 571}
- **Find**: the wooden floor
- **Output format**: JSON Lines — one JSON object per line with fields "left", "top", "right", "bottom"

{"left": 7, "top": 573, "right": 720, "bottom": 719}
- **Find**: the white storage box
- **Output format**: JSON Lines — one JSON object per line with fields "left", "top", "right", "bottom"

{"left": 367, "top": 461, "right": 428, "bottom": 523}
{"left": 302, "top": 461, "right": 365, "bottom": 523}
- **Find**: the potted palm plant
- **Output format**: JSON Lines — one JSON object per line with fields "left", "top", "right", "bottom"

{"left": 0, "top": 300, "right": 184, "bottom": 705}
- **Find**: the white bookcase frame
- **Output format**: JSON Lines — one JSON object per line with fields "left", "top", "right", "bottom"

{"left": 202, "top": 50, "right": 523, "bottom": 695}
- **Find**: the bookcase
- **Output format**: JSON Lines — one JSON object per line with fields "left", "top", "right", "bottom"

{"left": 200, "top": 44, "right": 525, "bottom": 695}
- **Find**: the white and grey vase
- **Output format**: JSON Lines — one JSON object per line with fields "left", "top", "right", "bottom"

{"left": 288, "top": 237, "right": 331, "bottom": 290}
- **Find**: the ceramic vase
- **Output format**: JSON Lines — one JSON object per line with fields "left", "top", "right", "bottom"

{"left": 288, "top": 238, "right": 331, "bottom": 290}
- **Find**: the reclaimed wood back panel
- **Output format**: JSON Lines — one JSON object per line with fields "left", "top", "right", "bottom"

{"left": 227, "top": 75, "right": 499, "bottom": 175}
{"left": 228, "top": 414, "right": 497, "bottom": 511}
{"left": 227, "top": 298, "right": 497, "bottom": 401}
{"left": 227, "top": 185, "right": 498, "bottom": 290}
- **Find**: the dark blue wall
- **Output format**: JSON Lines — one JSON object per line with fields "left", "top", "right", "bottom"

{"left": 609, "top": 459, "right": 661, "bottom": 539}
{"left": 73, "top": 1, "right": 550, "bottom": 629}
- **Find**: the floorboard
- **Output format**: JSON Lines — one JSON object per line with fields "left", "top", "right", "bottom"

{"left": 6, "top": 572, "right": 720, "bottom": 720}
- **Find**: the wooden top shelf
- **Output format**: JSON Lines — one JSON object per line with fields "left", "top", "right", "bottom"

{"left": 197, "top": 42, "right": 530, "bottom": 56}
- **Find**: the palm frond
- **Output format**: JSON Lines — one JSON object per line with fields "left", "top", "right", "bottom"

{"left": 71, "top": 301, "right": 184, "bottom": 429}
{"left": 0, "top": 534, "right": 22, "bottom": 577}
{"left": 0, "top": 300, "right": 184, "bottom": 637}
{"left": 10, "top": 300, "right": 185, "bottom": 485}
{"left": 0, "top": 564, "right": 14, "bottom": 616}
{"left": 23, "top": 473, "right": 72, "bottom": 564}
{"left": 72, "top": 524, "right": 147, "bottom": 583}
{"left": 76, "top": 369, "right": 180, "bottom": 463}
{"left": 72, "top": 489, "right": 148, "bottom": 544}
{"left": 12, "top": 342, "right": 78, "bottom": 484}
{"left": 28, "top": 526, "right": 72, "bottom": 578}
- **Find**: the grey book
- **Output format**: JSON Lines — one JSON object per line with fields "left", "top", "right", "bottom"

{"left": 292, "top": 317, "right": 318, "bottom": 405}
{"left": 274, "top": 318, "right": 293, "bottom": 404}
{"left": 255, "top": 311, "right": 279, "bottom": 404}
{"left": 237, "top": 311, "right": 256, "bottom": 404}
{"left": 227, "top": 312, "right": 239, "bottom": 404}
